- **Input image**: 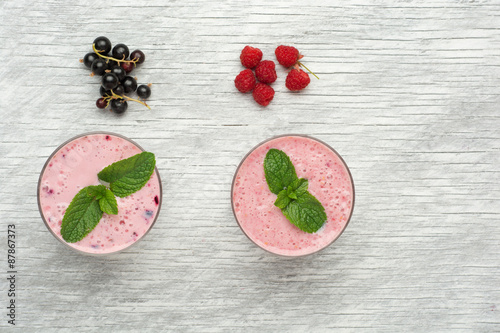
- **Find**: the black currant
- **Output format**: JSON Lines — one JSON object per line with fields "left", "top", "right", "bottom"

{"left": 130, "top": 50, "right": 145, "bottom": 64}
{"left": 110, "top": 99, "right": 128, "bottom": 114}
{"left": 112, "top": 43, "right": 130, "bottom": 60}
{"left": 102, "top": 73, "right": 119, "bottom": 90}
{"left": 107, "top": 59, "right": 119, "bottom": 68}
{"left": 110, "top": 66, "right": 126, "bottom": 81}
{"left": 113, "top": 85, "right": 125, "bottom": 96}
{"left": 121, "top": 62, "right": 134, "bottom": 74}
{"left": 137, "top": 85, "right": 151, "bottom": 99}
{"left": 96, "top": 98, "right": 107, "bottom": 109}
{"left": 91, "top": 59, "right": 108, "bottom": 76}
{"left": 93, "top": 36, "right": 112, "bottom": 54}
{"left": 122, "top": 76, "right": 137, "bottom": 93}
{"left": 100, "top": 84, "right": 125, "bottom": 97}
{"left": 83, "top": 52, "right": 99, "bottom": 68}
{"left": 100, "top": 86, "right": 111, "bottom": 97}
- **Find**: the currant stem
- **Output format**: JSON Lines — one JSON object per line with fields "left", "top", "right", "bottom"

{"left": 92, "top": 44, "right": 138, "bottom": 65}
{"left": 124, "top": 95, "right": 150, "bottom": 110}
{"left": 297, "top": 61, "right": 319, "bottom": 80}
{"left": 104, "top": 91, "right": 150, "bottom": 110}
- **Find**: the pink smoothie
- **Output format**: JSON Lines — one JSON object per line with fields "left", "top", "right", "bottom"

{"left": 38, "top": 133, "right": 162, "bottom": 254}
{"left": 232, "top": 135, "right": 354, "bottom": 256}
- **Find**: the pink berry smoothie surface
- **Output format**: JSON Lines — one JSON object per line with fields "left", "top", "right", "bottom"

{"left": 38, "top": 133, "right": 162, "bottom": 255}
{"left": 232, "top": 135, "right": 354, "bottom": 256}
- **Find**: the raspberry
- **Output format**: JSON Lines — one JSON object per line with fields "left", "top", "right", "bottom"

{"left": 234, "top": 69, "right": 256, "bottom": 93}
{"left": 240, "top": 46, "right": 263, "bottom": 69}
{"left": 255, "top": 60, "right": 277, "bottom": 84}
{"left": 252, "top": 83, "right": 275, "bottom": 106}
{"left": 275, "top": 45, "right": 300, "bottom": 67}
{"left": 285, "top": 69, "right": 310, "bottom": 91}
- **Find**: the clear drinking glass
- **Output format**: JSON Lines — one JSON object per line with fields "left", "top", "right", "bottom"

{"left": 37, "top": 131, "right": 162, "bottom": 255}
{"left": 231, "top": 134, "right": 355, "bottom": 257}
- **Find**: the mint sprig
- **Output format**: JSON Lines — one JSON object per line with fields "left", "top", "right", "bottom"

{"left": 274, "top": 178, "right": 308, "bottom": 209}
{"left": 85, "top": 184, "right": 118, "bottom": 215}
{"left": 61, "top": 152, "right": 156, "bottom": 243}
{"left": 282, "top": 192, "right": 327, "bottom": 233}
{"left": 264, "top": 149, "right": 327, "bottom": 233}
{"left": 264, "top": 149, "right": 298, "bottom": 195}
{"left": 60, "top": 187, "right": 104, "bottom": 243}
{"left": 98, "top": 152, "right": 156, "bottom": 198}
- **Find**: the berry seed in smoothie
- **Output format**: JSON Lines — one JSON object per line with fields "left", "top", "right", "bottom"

{"left": 37, "top": 132, "right": 162, "bottom": 255}
{"left": 231, "top": 135, "right": 354, "bottom": 256}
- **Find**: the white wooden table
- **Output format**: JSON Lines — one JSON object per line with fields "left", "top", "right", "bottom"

{"left": 1, "top": 0, "right": 499, "bottom": 331}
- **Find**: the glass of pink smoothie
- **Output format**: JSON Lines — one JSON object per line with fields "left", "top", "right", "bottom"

{"left": 231, "top": 135, "right": 354, "bottom": 257}
{"left": 37, "top": 132, "right": 162, "bottom": 255}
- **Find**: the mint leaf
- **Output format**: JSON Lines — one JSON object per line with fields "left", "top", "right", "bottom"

{"left": 99, "top": 188, "right": 118, "bottom": 215}
{"left": 84, "top": 185, "right": 117, "bottom": 215}
{"left": 264, "top": 149, "right": 298, "bottom": 194}
{"left": 60, "top": 151, "right": 156, "bottom": 244}
{"left": 287, "top": 188, "right": 298, "bottom": 200}
{"left": 287, "top": 178, "right": 308, "bottom": 200}
{"left": 61, "top": 186, "right": 104, "bottom": 243}
{"left": 264, "top": 149, "right": 327, "bottom": 233}
{"left": 98, "top": 152, "right": 156, "bottom": 198}
{"left": 86, "top": 184, "right": 106, "bottom": 200}
{"left": 274, "top": 178, "right": 308, "bottom": 209}
{"left": 282, "top": 191, "right": 327, "bottom": 233}
{"left": 293, "top": 178, "right": 308, "bottom": 197}
{"left": 274, "top": 190, "right": 292, "bottom": 209}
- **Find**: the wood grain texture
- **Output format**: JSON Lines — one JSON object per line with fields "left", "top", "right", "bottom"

{"left": 0, "top": 0, "right": 499, "bottom": 331}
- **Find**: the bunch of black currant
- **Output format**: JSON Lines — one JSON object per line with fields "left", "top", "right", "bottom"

{"left": 82, "top": 36, "right": 152, "bottom": 114}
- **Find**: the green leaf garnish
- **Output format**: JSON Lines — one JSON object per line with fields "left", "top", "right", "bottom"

{"left": 287, "top": 178, "right": 308, "bottom": 199}
{"left": 61, "top": 187, "right": 104, "bottom": 243}
{"left": 274, "top": 191, "right": 292, "bottom": 209}
{"left": 274, "top": 178, "right": 308, "bottom": 208}
{"left": 86, "top": 185, "right": 106, "bottom": 200}
{"left": 264, "top": 149, "right": 298, "bottom": 194}
{"left": 99, "top": 188, "right": 118, "bottom": 215}
{"left": 264, "top": 149, "right": 327, "bottom": 233}
{"left": 282, "top": 192, "right": 327, "bottom": 233}
{"left": 98, "top": 152, "right": 156, "bottom": 198}
{"left": 84, "top": 185, "right": 118, "bottom": 215}
{"left": 60, "top": 151, "right": 156, "bottom": 243}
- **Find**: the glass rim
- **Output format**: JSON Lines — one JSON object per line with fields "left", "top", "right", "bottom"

{"left": 230, "top": 134, "right": 355, "bottom": 258}
{"left": 37, "top": 131, "right": 163, "bottom": 256}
